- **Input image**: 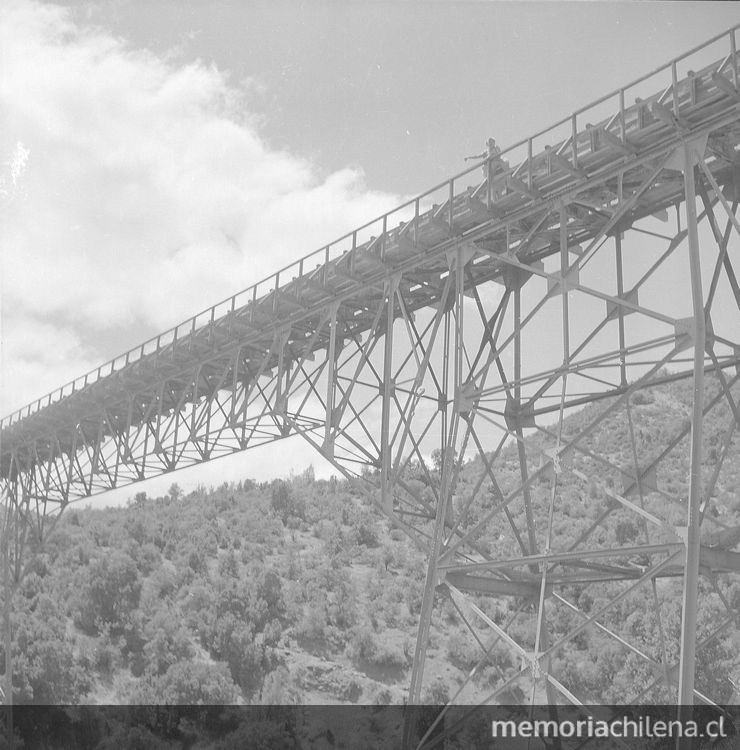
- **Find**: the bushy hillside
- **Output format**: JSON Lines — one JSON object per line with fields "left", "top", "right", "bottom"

{"left": 3, "top": 374, "right": 740, "bottom": 747}
{"left": 6, "top": 473, "right": 430, "bottom": 709}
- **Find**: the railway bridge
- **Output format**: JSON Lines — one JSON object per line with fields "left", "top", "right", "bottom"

{"left": 4, "top": 24, "right": 740, "bottom": 749}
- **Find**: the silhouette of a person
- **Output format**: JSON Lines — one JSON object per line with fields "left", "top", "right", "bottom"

{"left": 465, "top": 138, "right": 505, "bottom": 199}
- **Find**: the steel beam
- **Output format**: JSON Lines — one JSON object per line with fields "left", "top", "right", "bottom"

{"left": 676, "top": 141, "right": 707, "bottom": 730}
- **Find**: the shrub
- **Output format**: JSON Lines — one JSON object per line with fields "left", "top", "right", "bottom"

{"left": 93, "top": 626, "right": 124, "bottom": 676}
{"left": 423, "top": 677, "right": 450, "bottom": 705}
{"left": 294, "top": 599, "right": 329, "bottom": 644}
{"left": 73, "top": 551, "right": 142, "bottom": 635}
{"left": 132, "top": 660, "right": 241, "bottom": 704}
{"left": 270, "top": 481, "right": 305, "bottom": 524}
{"left": 11, "top": 594, "right": 93, "bottom": 704}
{"left": 340, "top": 678, "right": 363, "bottom": 703}
{"left": 446, "top": 630, "right": 485, "bottom": 671}
{"left": 142, "top": 609, "right": 195, "bottom": 676}
{"left": 345, "top": 504, "right": 380, "bottom": 548}
{"left": 346, "top": 624, "right": 407, "bottom": 670}
{"left": 263, "top": 619, "right": 283, "bottom": 648}
{"left": 346, "top": 624, "right": 377, "bottom": 664}
{"left": 616, "top": 518, "right": 640, "bottom": 544}
{"left": 204, "top": 614, "right": 277, "bottom": 697}
{"left": 630, "top": 389, "right": 654, "bottom": 406}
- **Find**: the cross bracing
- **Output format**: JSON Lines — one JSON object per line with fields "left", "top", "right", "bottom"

{"left": 3, "top": 23, "right": 740, "bottom": 749}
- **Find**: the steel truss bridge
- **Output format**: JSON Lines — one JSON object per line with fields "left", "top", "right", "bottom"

{"left": 4, "top": 24, "right": 740, "bottom": 750}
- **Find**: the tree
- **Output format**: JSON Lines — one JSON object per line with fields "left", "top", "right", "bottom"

{"left": 203, "top": 613, "right": 276, "bottom": 698}
{"left": 73, "top": 550, "right": 142, "bottom": 634}
{"left": 300, "top": 464, "right": 315, "bottom": 485}
{"left": 270, "top": 480, "right": 305, "bottom": 524}
{"left": 431, "top": 448, "right": 458, "bottom": 477}
{"left": 10, "top": 594, "right": 93, "bottom": 703}
{"left": 345, "top": 504, "right": 379, "bottom": 548}
{"left": 132, "top": 660, "right": 241, "bottom": 704}
{"left": 615, "top": 518, "right": 639, "bottom": 545}
{"left": 143, "top": 608, "right": 196, "bottom": 676}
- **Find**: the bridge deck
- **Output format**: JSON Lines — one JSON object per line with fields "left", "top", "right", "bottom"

{"left": 3, "top": 26, "right": 740, "bottom": 483}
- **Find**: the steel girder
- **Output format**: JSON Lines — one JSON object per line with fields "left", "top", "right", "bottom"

{"left": 2, "top": 25, "right": 740, "bottom": 747}
{"left": 3, "top": 48, "right": 740, "bottom": 509}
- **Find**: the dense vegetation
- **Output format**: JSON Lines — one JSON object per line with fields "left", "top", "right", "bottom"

{"left": 4, "top": 470, "right": 429, "bottom": 708}
{"left": 2, "top": 375, "right": 740, "bottom": 748}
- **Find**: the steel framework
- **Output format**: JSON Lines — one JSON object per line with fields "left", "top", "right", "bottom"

{"left": 4, "top": 24, "right": 740, "bottom": 750}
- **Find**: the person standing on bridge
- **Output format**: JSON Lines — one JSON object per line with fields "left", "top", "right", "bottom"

{"left": 465, "top": 137, "right": 505, "bottom": 202}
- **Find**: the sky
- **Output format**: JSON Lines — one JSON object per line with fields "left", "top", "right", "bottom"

{"left": 1, "top": 0, "right": 739, "bottom": 505}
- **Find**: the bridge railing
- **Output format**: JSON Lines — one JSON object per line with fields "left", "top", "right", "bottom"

{"left": 3, "top": 23, "right": 739, "bottom": 431}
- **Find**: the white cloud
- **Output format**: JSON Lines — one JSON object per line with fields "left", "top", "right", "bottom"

{"left": 0, "top": 0, "right": 400, "bottom": 414}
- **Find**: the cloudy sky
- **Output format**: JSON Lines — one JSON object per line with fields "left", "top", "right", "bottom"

{"left": 1, "top": 0, "right": 738, "bottom": 502}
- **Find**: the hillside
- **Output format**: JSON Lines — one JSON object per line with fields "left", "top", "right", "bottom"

{"left": 4, "top": 374, "right": 740, "bottom": 748}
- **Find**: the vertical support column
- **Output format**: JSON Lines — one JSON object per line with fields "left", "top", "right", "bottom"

{"left": 403, "top": 247, "right": 467, "bottom": 749}
{"left": 274, "top": 328, "right": 291, "bottom": 436}
{"left": 560, "top": 202, "right": 571, "bottom": 367}
{"left": 528, "top": 206, "right": 570, "bottom": 736}
{"left": 513, "top": 282, "right": 538, "bottom": 562}
{"left": 323, "top": 303, "right": 340, "bottom": 458}
{"left": 380, "top": 276, "right": 399, "bottom": 514}
{"left": 538, "top": 624, "right": 563, "bottom": 750}
{"left": 445, "top": 245, "right": 467, "bottom": 528}
{"left": 537, "top": 204, "right": 572, "bottom": 743}
{"left": 677, "top": 142, "right": 706, "bottom": 745}
{"left": 615, "top": 232, "right": 628, "bottom": 387}
{"left": 190, "top": 368, "right": 201, "bottom": 444}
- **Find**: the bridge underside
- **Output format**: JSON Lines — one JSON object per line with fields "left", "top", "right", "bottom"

{"left": 3, "top": 28, "right": 740, "bottom": 748}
